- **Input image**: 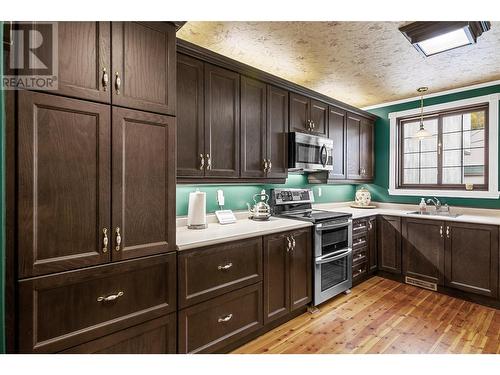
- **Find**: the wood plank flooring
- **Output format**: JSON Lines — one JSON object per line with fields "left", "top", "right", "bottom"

{"left": 232, "top": 277, "right": 500, "bottom": 354}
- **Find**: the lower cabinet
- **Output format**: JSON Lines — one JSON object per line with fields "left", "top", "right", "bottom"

{"left": 352, "top": 216, "right": 377, "bottom": 285}
{"left": 62, "top": 314, "right": 177, "bottom": 354}
{"left": 444, "top": 222, "right": 499, "bottom": 298}
{"left": 377, "top": 216, "right": 402, "bottom": 274}
{"left": 402, "top": 218, "right": 445, "bottom": 286}
{"left": 263, "top": 228, "right": 312, "bottom": 324}
{"left": 178, "top": 283, "right": 263, "bottom": 354}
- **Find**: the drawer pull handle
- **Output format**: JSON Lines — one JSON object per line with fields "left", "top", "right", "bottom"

{"left": 115, "top": 227, "right": 122, "bottom": 251}
{"left": 97, "top": 291, "right": 124, "bottom": 302}
{"left": 102, "top": 228, "right": 109, "bottom": 253}
{"left": 218, "top": 262, "right": 233, "bottom": 271}
{"left": 218, "top": 313, "right": 233, "bottom": 323}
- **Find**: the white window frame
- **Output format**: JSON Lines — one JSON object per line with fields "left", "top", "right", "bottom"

{"left": 388, "top": 93, "right": 500, "bottom": 198}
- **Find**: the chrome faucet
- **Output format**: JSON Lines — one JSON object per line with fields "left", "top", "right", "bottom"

{"left": 426, "top": 197, "right": 442, "bottom": 211}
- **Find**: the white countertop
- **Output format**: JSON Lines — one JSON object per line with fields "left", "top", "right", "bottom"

{"left": 176, "top": 202, "right": 500, "bottom": 251}
{"left": 176, "top": 215, "right": 312, "bottom": 251}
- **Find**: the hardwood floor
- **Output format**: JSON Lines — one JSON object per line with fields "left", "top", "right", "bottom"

{"left": 233, "top": 276, "right": 500, "bottom": 354}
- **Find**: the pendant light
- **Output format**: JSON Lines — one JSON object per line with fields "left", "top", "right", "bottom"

{"left": 414, "top": 87, "right": 431, "bottom": 140}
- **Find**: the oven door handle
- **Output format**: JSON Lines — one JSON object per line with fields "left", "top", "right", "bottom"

{"left": 316, "top": 220, "right": 352, "bottom": 231}
{"left": 315, "top": 248, "right": 352, "bottom": 264}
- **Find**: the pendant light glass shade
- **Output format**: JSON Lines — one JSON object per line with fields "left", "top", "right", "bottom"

{"left": 413, "top": 87, "right": 431, "bottom": 140}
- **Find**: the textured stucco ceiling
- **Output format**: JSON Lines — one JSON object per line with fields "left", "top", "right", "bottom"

{"left": 177, "top": 22, "right": 500, "bottom": 108}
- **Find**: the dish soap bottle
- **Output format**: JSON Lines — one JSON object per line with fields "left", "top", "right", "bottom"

{"left": 419, "top": 198, "right": 427, "bottom": 213}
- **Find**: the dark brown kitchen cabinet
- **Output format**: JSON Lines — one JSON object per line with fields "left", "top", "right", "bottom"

{"left": 19, "top": 253, "right": 177, "bottom": 353}
{"left": 62, "top": 314, "right": 177, "bottom": 354}
{"left": 18, "top": 91, "right": 111, "bottom": 278}
{"left": 176, "top": 53, "right": 204, "bottom": 177}
{"left": 112, "top": 107, "right": 176, "bottom": 261}
{"left": 444, "top": 222, "right": 499, "bottom": 298}
{"left": 204, "top": 63, "right": 240, "bottom": 178}
{"left": 52, "top": 22, "right": 111, "bottom": 103}
{"left": 377, "top": 216, "right": 402, "bottom": 274}
{"left": 367, "top": 216, "right": 378, "bottom": 272}
{"left": 266, "top": 85, "right": 289, "bottom": 179}
{"left": 328, "top": 106, "right": 347, "bottom": 180}
{"left": 263, "top": 227, "right": 312, "bottom": 323}
{"left": 111, "top": 22, "right": 176, "bottom": 115}
{"left": 241, "top": 76, "right": 267, "bottom": 178}
{"left": 346, "top": 112, "right": 374, "bottom": 181}
{"left": 289, "top": 93, "right": 328, "bottom": 137}
{"left": 402, "top": 218, "right": 444, "bottom": 286}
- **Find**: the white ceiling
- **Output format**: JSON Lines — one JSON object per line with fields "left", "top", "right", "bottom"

{"left": 177, "top": 22, "right": 500, "bottom": 108}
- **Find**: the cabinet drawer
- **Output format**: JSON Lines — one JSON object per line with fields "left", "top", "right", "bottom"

{"left": 353, "top": 219, "right": 368, "bottom": 234}
{"left": 61, "top": 313, "right": 177, "bottom": 354}
{"left": 178, "top": 283, "right": 263, "bottom": 354}
{"left": 19, "top": 253, "right": 176, "bottom": 353}
{"left": 178, "top": 237, "right": 262, "bottom": 308}
{"left": 353, "top": 233, "right": 368, "bottom": 249}
{"left": 353, "top": 247, "right": 368, "bottom": 265}
{"left": 352, "top": 261, "right": 368, "bottom": 280}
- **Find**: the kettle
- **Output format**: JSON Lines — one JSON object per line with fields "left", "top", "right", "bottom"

{"left": 247, "top": 190, "right": 272, "bottom": 221}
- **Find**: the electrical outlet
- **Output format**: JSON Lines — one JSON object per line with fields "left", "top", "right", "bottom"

{"left": 318, "top": 187, "right": 322, "bottom": 197}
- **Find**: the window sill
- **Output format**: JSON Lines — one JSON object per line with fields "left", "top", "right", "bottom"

{"left": 388, "top": 188, "right": 500, "bottom": 199}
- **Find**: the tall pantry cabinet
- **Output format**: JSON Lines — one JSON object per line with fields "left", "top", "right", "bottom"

{"left": 6, "top": 22, "right": 178, "bottom": 353}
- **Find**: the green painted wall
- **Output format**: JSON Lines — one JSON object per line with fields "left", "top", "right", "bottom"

{"left": 366, "top": 84, "right": 500, "bottom": 208}
{"left": 176, "top": 174, "right": 358, "bottom": 216}
{"left": 0, "top": 21, "right": 6, "bottom": 353}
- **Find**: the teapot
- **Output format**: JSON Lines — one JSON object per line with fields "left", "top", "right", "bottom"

{"left": 247, "top": 191, "right": 271, "bottom": 221}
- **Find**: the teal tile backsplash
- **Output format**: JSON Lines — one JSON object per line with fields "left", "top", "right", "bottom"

{"left": 176, "top": 174, "right": 358, "bottom": 216}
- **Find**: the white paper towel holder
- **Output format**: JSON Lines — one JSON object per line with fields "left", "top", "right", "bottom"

{"left": 187, "top": 190, "right": 207, "bottom": 230}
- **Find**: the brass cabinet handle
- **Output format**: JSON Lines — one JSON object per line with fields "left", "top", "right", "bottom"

{"left": 440, "top": 225, "right": 443, "bottom": 238}
{"left": 115, "top": 227, "right": 122, "bottom": 251}
{"left": 199, "top": 154, "right": 205, "bottom": 171}
{"left": 286, "top": 236, "right": 292, "bottom": 252}
{"left": 115, "top": 72, "right": 121, "bottom": 94}
{"left": 368, "top": 221, "right": 373, "bottom": 231}
{"left": 217, "top": 313, "right": 233, "bottom": 323}
{"left": 218, "top": 262, "right": 233, "bottom": 271}
{"left": 267, "top": 159, "right": 272, "bottom": 172}
{"left": 263, "top": 159, "right": 268, "bottom": 173}
{"left": 291, "top": 235, "right": 296, "bottom": 250}
{"left": 446, "top": 226, "right": 450, "bottom": 239}
{"left": 97, "top": 291, "right": 124, "bottom": 302}
{"left": 102, "top": 228, "right": 109, "bottom": 253}
{"left": 311, "top": 121, "right": 315, "bottom": 130}
{"left": 102, "top": 68, "right": 109, "bottom": 91}
{"left": 206, "top": 154, "right": 212, "bottom": 170}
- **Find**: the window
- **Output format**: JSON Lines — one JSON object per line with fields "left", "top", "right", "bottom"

{"left": 398, "top": 105, "right": 488, "bottom": 190}
{"left": 388, "top": 93, "right": 499, "bottom": 199}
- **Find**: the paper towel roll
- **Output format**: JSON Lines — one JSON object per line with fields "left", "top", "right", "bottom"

{"left": 187, "top": 190, "right": 207, "bottom": 229}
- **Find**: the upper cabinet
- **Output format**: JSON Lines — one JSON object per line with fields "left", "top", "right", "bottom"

{"left": 37, "top": 22, "right": 176, "bottom": 114}
{"left": 112, "top": 22, "right": 176, "bottom": 115}
{"left": 289, "top": 93, "right": 328, "bottom": 137}
{"left": 346, "top": 112, "right": 374, "bottom": 181}
{"left": 266, "top": 85, "right": 288, "bottom": 179}
{"left": 328, "top": 106, "right": 347, "bottom": 180}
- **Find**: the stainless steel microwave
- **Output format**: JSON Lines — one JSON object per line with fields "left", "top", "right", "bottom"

{"left": 288, "top": 132, "right": 334, "bottom": 171}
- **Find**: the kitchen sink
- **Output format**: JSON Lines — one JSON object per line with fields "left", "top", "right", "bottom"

{"left": 407, "top": 211, "right": 462, "bottom": 218}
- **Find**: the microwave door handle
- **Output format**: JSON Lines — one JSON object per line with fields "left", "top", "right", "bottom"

{"left": 316, "top": 248, "right": 352, "bottom": 264}
{"left": 316, "top": 220, "right": 352, "bottom": 231}
{"left": 320, "top": 144, "right": 327, "bottom": 167}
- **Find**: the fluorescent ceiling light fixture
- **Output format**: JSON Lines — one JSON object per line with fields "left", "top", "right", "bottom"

{"left": 399, "top": 22, "right": 491, "bottom": 57}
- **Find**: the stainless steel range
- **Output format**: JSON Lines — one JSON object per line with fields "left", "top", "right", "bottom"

{"left": 270, "top": 188, "right": 353, "bottom": 306}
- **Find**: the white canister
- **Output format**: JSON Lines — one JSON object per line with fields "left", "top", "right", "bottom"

{"left": 355, "top": 187, "right": 371, "bottom": 206}
{"left": 187, "top": 190, "right": 207, "bottom": 229}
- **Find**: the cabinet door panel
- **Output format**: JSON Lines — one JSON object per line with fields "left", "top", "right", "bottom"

{"left": 263, "top": 233, "right": 290, "bottom": 324}
{"left": 377, "top": 216, "right": 401, "bottom": 274}
{"left": 55, "top": 22, "right": 111, "bottom": 102}
{"left": 290, "top": 228, "right": 312, "bottom": 310}
{"left": 112, "top": 22, "right": 176, "bottom": 115}
{"left": 204, "top": 63, "right": 240, "bottom": 177}
{"left": 360, "top": 118, "right": 374, "bottom": 179}
{"left": 402, "top": 218, "right": 444, "bottom": 285}
{"left": 310, "top": 99, "right": 328, "bottom": 137}
{"left": 112, "top": 107, "right": 176, "bottom": 261}
{"left": 267, "top": 85, "right": 288, "bottom": 179}
{"left": 177, "top": 53, "right": 204, "bottom": 177}
{"left": 346, "top": 113, "right": 362, "bottom": 180}
{"left": 241, "top": 76, "right": 267, "bottom": 178}
{"left": 289, "top": 93, "right": 309, "bottom": 133}
{"left": 18, "top": 91, "right": 110, "bottom": 277}
{"left": 62, "top": 314, "right": 177, "bottom": 354}
{"left": 328, "top": 106, "right": 347, "bottom": 180}
{"left": 445, "top": 223, "right": 498, "bottom": 298}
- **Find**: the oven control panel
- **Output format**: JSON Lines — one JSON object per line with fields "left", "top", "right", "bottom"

{"left": 271, "top": 188, "right": 314, "bottom": 205}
